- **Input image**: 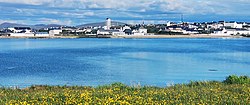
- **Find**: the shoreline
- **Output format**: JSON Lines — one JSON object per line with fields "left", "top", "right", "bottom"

{"left": 0, "top": 36, "right": 79, "bottom": 39}
{"left": 112, "top": 34, "right": 245, "bottom": 39}
{"left": 0, "top": 34, "right": 246, "bottom": 39}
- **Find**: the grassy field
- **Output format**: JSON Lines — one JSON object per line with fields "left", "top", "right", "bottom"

{"left": 0, "top": 75, "right": 250, "bottom": 104}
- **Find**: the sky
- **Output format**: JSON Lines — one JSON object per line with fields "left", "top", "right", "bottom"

{"left": 0, "top": 0, "right": 250, "bottom": 26}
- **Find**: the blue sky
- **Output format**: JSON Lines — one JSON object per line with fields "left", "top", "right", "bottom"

{"left": 0, "top": 0, "right": 250, "bottom": 25}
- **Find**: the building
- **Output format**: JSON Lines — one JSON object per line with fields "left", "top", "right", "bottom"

{"left": 132, "top": 28, "right": 147, "bottom": 35}
{"left": 138, "top": 27, "right": 148, "bottom": 34}
{"left": 167, "top": 25, "right": 184, "bottom": 33}
{"left": 97, "top": 29, "right": 125, "bottom": 35}
{"left": 206, "top": 23, "right": 224, "bottom": 29}
{"left": 213, "top": 28, "right": 228, "bottom": 35}
{"left": 123, "top": 29, "right": 132, "bottom": 35}
{"left": 49, "top": 29, "right": 62, "bottom": 36}
{"left": 122, "top": 26, "right": 131, "bottom": 31}
{"left": 35, "top": 32, "right": 50, "bottom": 37}
{"left": 224, "top": 21, "right": 243, "bottom": 28}
{"left": 8, "top": 27, "right": 35, "bottom": 37}
{"left": 183, "top": 28, "right": 199, "bottom": 34}
{"left": 214, "top": 28, "right": 250, "bottom": 35}
{"left": 8, "top": 27, "right": 32, "bottom": 33}
{"left": 106, "top": 18, "right": 111, "bottom": 30}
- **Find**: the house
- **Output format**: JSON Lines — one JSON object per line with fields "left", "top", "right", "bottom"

{"left": 224, "top": 21, "right": 243, "bottom": 28}
{"left": 8, "top": 27, "right": 32, "bottom": 33}
{"left": 213, "top": 28, "right": 228, "bottom": 35}
{"left": 131, "top": 27, "right": 148, "bottom": 35}
{"left": 138, "top": 27, "right": 147, "bottom": 34}
{"left": 188, "top": 24, "right": 198, "bottom": 29}
{"left": 213, "top": 28, "right": 250, "bottom": 35}
{"left": 122, "top": 26, "right": 131, "bottom": 31}
{"left": 49, "top": 29, "right": 62, "bottom": 36}
{"left": 97, "top": 29, "right": 125, "bottom": 35}
{"left": 206, "top": 22, "right": 223, "bottom": 29}
{"left": 0, "top": 29, "right": 12, "bottom": 36}
{"left": 167, "top": 25, "right": 185, "bottom": 33}
{"left": 10, "top": 33, "right": 34, "bottom": 37}
{"left": 123, "top": 29, "right": 132, "bottom": 35}
{"left": 35, "top": 32, "right": 50, "bottom": 37}
{"left": 8, "top": 27, "right": 35, "bottom": 37}
{"left": 183, "top": 28, "right": 199, "bottom": 34}
{"left": 244, "top": 26, "right": 250, "bottom": 31}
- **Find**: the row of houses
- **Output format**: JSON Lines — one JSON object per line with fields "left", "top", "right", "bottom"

{"left": 0, "top": 27, "right": 62, "bottom": 37}
{"left": 0, "top": 18, "right": 148, "bottom": 37}
{"left": 1, "top": 19, "right": 250, "bottom": 37}
{"left": 162, "top": 21, "right": 250, "bottom": 35}
{"left": 207, "top": 21, "right": 250, "bottom": 35}
{"left": 214, "top": 28, "right": 250, "bottom": 35}
{"left": 97, "top": 27, "right": 148, "bottom": 36}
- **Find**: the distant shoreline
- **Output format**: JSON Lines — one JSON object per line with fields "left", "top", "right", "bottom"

{"left": 112, "top": 34, "right": 245, "bottom": 39}
{"left": 0, "top": 36, "right": 79, "bottom": 39}
{"left": 0, "top": 34, "right": 246, "bottom": 39}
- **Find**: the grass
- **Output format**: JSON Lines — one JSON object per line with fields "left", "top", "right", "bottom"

{"left": 0, "top": 75, "right": 250, "bottom": 104}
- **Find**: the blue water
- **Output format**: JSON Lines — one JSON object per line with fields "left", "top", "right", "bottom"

{"left": 0, "top": 38, "right": 250, "bottom": 87}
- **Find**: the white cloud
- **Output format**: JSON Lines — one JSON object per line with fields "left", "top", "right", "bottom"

{"left": 1, "top": 0, "right": 250, "bottom": 25}
{"left": 39, "top": 18, "right": 72, "bottom": 25}
{"left": 0, "top": 0, "right": 52, "bottom": 5}
{"left": 83, "top": 12, "right": 94, "bottom": 16}
{"left": 0, "top": 20, "right": 17, "bottom": 24}
{"left": 1, "top": 0, "right": 250, "bottom": 14}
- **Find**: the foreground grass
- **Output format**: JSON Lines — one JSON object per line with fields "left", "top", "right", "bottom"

{"left": 1, "top": 75, "right": 250, "bottom": 104}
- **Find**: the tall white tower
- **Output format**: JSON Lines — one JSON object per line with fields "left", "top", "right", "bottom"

{"left": 106, "top": 18, "right": 111, "bottom": 30}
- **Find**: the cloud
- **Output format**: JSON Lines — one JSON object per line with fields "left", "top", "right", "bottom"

{"left": 1, "top": 0, "right": 250, "bottom": 15}
{"left": 83, "top": 12, "right": 95, "bottom": 16}
{"left": 0, "top": 19, "right": 18, "bottom": 23}
{"left": 0, "top": 0, "right": 52, "bottom": 5}
{"left": 38, "top": 18, "right": 72, "bottom": 25}
{"left": 0, "top": 0, "right": 250, "bottom": 25}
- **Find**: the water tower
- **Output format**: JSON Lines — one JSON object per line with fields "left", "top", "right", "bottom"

{"left": 106, "top": 18, "right": 111, "bottom": 30}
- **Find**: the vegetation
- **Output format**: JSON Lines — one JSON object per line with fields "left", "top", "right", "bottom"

{"left": 223, "top": 75, "right": 250, "bottom": 84}
{"left": 158, "top": 31, "right": 184, "bottom": 35}
{"left": 0, "top": 75, "right": 250, "bottom": 104}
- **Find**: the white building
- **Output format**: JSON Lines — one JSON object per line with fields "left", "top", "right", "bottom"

{"left": 138, "top": 27, "right": 147, "bottom": 34}
{"left": 166, "top": 21, "right": 171, "bottom": 26}
{"left": 227, "top": 29, "right": 250, "bottom": 35}
{"left": 10, "top": 33, "right": 34, "bottom": 37}
{"left": 188, "top": 24, "right": 198, "bottom": 29}
{"left": 49, "top": 29, "right": 62, "bottom": 36}
{"left": 8, "top": 27, "right": 32, "bottom": 33}
{"left": 182, "top": 29, "right": 199, "bottom": 34}
{"left": 85, "top": 28, "right": 92, "bottom": 33}
{"left": 8, "top": 27, "right": 35, "bottom": 37}
{"left": 97, "top": 29, "right": 125, "bottom": 35}
{"left": 224, "top": 22, "right": 243, "bottom": 28}
{"left": 206, "top": 23, "right": 224, "bottom": 29}
{"left": 213, "top": 28, "right": 228, "bottom": 35}
{"left": 35, "top": 32, "right": 50, "bottom": 37}
{"left": 97, "top": 30, "right": 110, "bottom": 35}
{"left": 122, "top": 26, "right": 131, "bottom": 31}
{"left": 214, "top": 28, "right": 250, "bottom": 35}
{"left": 132, "top": 27, "right": 148, "bottom": 35}
{"left": 168, "top": 27, "right": 184, "bottom": 33}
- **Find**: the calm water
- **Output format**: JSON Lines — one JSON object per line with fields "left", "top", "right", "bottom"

{"left": 0, "top": 38, "right": 250, "bottom": 87}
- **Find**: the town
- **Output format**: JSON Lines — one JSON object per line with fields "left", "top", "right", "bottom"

{"left": 0, "top": 18, "right": 250, "bottom": 38}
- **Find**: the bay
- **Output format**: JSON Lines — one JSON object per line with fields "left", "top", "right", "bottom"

{"left": 0, "top": 38, "right": 249, "bottom": 87}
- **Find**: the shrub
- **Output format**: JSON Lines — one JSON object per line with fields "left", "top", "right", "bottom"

{"left": 188, "top": 81, "right": 221, "bottom": 87}
{"left": 223, "top": 75, "right": 250, "bottom": 84}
